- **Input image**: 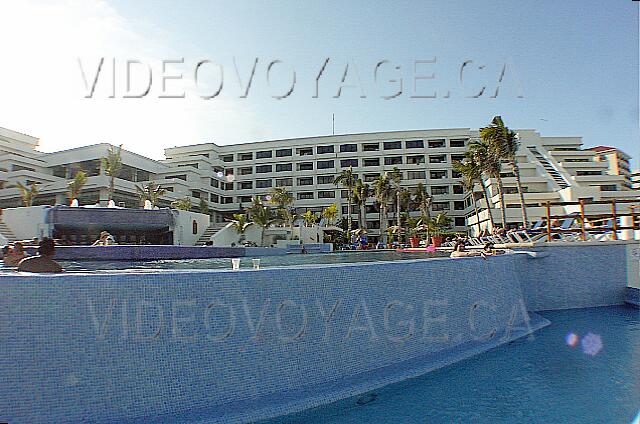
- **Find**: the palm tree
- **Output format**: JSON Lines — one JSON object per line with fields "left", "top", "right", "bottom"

{"left": 135, "top": 181, "right": 166, "bottom": 207}
{"left": 373, "top": 173, "right": 392, "bottom": 245}
{"left": 453, "top": 159, "right": 482, "bottom": 234}
{"left": 101, "top": 144, "right": 123, "bottom": 202}
{"left": 389, "top": 167, "right": 403, "bottom": 238}
{"left": 171, "top": 197, "right": 192, "bottom": 211}
{"left": 321, "top": 203, "right": 338, "bottom": 225}
{"left": 469, "top": 138, "right": 505, "bottom": 230}
{"left": 302, "top": 210, "right": 319, "bottom": 227}
{"left": 352, "top": 179, "right": 370, "bottom": 230}
{"left": 463, "top": 148, "right": 496, "bottom": 231}
{"left": 230, "top": 213, "right": 252, "bottom": 243}
{"left": 250, "top": 201, "right": 279, "bottom": 246}
{"left": 334, "top": 167, "right": 356, "bottom": 233}
{"left": 267, "top": 187, "right": 295, "bottom": 239}
{"left": 15, "top": 182, "right": 38, "bottom": 207}
{"left": 480, "top": 116, "right": 529, "bottom": 228}
{"left": 67, "top": 171, "right": 87, "bottom": 204}
{"left": 413, "top": 183, "right": 432, "bottom": 222}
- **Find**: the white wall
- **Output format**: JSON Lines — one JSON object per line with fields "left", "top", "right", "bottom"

{"left": 2, "top": 206, "right": 51, "bottom": 240}
{"left": 172, "top": 210, "right": 210, "bottom": 245}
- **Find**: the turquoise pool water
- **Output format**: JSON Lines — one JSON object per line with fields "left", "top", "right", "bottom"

{"left": 262, "top": 305, "right": 640, "bottom": 424}
{"left": 53, "top": 250, "right": 448, "bottom": 272}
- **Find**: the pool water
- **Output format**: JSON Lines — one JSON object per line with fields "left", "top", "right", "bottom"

{"left": 51, "top": 250, "right": 448, "bottom": 272}
{"left": 261, "top": 305, "right": 640, "bottom": 424}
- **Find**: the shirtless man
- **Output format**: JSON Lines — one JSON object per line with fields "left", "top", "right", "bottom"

{"left": 17, "top": 237, "right": 63, "bottom": 273}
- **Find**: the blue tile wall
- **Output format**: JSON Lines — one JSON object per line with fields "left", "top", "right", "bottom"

{"left": 0, "top": 244, "right": 630, "bottom": 423}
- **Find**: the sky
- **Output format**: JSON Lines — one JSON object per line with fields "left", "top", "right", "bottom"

{"left": 0, "top": 0, "right": 638, "bottom": 167}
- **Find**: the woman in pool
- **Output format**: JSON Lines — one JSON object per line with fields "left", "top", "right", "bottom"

{"left": 3, "top": 242, "right": 27, "bottom": 267}
{"left": 92, "top": 231, "right": 116, "bottom": 246}
{"left": 450, "top": 241, "right": 487, "bottom": 259}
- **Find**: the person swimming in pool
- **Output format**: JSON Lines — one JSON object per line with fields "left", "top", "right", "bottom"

{"left": 450, "top": 241, "right": 487, "bottom": 259}
{"left": 3, "top": 242, "right": 27, "bottom": 267}
{"left": 17, "top": 237, "right": 63, "bottom": 273}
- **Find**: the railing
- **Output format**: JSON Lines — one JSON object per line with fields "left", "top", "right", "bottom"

{"left": 542, "top": 199, "right": 638, "bottom": 241}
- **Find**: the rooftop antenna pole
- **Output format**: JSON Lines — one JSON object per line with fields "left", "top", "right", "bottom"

{"left": 332, "top": 113, "right": 335, "bottom": 135}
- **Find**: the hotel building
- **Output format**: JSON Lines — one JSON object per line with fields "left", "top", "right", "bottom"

{"left": 0, "top": 126, "right": 637, "bottom": 242}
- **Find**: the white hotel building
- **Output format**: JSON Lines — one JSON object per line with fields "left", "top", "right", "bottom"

{"left": 0, "top": 126, "right": 636, "bottom": 242}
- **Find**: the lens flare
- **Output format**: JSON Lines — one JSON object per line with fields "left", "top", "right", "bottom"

{"left": 580, "top": 332, "right": 603, "bottom": 356}
{"left": 565, "top": 332, "right": 579, "bottom": 347}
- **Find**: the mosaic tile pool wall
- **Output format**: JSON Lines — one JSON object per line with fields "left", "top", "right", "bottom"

{"left": 0, "top": 244, "right": 633, "bottom": 424}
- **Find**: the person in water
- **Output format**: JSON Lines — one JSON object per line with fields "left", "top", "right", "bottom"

{"left": 92, "top": 231, "right": 116, "bottom": 246}
{"left": 3, "top": 242, "right": 27, "bottom": 267}
{"left": 450, "top": 241, "right": 487, "bottom": 259}
{"left": 17, "top": 237, "right": 63, "bottom": 273}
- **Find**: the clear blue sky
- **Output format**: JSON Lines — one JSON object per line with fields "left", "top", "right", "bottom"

{"left": 1, "top": 0, "right": 637, "bottom": 166}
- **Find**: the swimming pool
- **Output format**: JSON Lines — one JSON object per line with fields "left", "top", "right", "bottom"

{"left": 0, "top": 242, "right": 637, "bottom": 424}
{"left": 52, "top": 250, "right": 449, "bottom": 272}
{"left": 261, "top": 305, "right": 640, "bottom": 424}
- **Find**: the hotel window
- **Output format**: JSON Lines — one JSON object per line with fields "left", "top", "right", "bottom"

{"left": 256, "top": 150, "right": 272, "bottom": 159}
{"left": 430, "top": 170, "right": 447, "bottom": 179}
{"left": 239, "top": 167, "right": 252, "bottom": 175}
{"left": 221, "top": 155, "right": 234, "bottom": 162}
{"left": 450, "top": 139, "right": 466, "bottom": 148}
{"left": 454, "top": 217, "right": 466, "bottom": 227}
{"left": 363, "top": 158, "right": 380, "bottom": 167}
{"left": 276, "top": 148, "right": 292, "bottom": 157}
{"left": 238, "top": 181, "right": 253, "bottom": 190}
{"left": 406, "top": 155, "right": 425, "bottom": 165}
{"left": 600, "top": 184, "right": 617, "bottom": 191}
{"left": 407, "top": 171, "right": 426, "bottom": 180}
{"left": 340, "top": 144, "right": 357, "bottom": 152}
{"left": 221, "top": 197, "right": 233, "bottom": 204}
{"left": 383, "top": 141, "right": 402, "bottom": 150}
{"left": 366, "top": 204, "right": 379, "bottom": 214}
{"left": 451, "top": 170, "right": 462, "bottom": 178}
{"left": 451, "top": 154, "right": 464, "bottom": 162}
{"left": 341, "top": 159, "right": 358, "bottom": 168}
{"left": 317, "top": 145, "right": 334, "bottom": 154}
{"left": 276, "top": 178, "right": 293, "bottom": 187}
{"left": 224, "top": 182, "right": 234, "bottom": 190}
{"left": 297, "top": 147, "right": 313, "bottom": 156}
{"left": 165, "top": 174, "right": 187, "bottom": 181}
{"left": 177, "top": 163, "right": 199, "bottom": 169}
{"left": 192, "top": 190, "right": 201, "bottom": 198}
{"left": 367, "top": 220, "right": 381, "bottom": 229}
{"left": 317, "top": 160, "right": 334, "bottom": 169}
{"left": 210, "top": 193, "right": 219, "bottom": 203}
{"left": 405, "top": 140, "right": 424, "bottom": 149}
{"left": 454, "top": 201, "right": 465, "bottom": 210}
{"left": 428, "top": 139, "right": 445, "bottom": 148}
{"left": 297, "top": 162, "right": 313, "bottom": 171}
{"left": 317, "top": 175, "right": 334, "bottom": 184}
{"left": 237, "top": 153, "right": 253, "bottom": 161}
{"left": 363, "top": 173, "right": 379, "bottom": 182}
{"left": 363, "top": 143, "right": 379, "bottom": 151}
{"left": 165, "top": 187, "right": 174, "bottom": 192}
{"left": 429, "top": 155, "right": 447, "bottom": 163}
{"left": 432, "top": 202, "right": 450, "bottom": 211}
{"left": 256, "top": 165, "right": 272, "bottom": 173}
{"left": 298, "top": 192, "right": 314, "bottom": 200}
{"left": 276, "top": 163, "right": 293, "bottom": 172}
{"left": 256, "top": 179, "right": 272, "bottom": 188}
{"left": 577, "top": 171, "right": 603, "bottom": 176}
{"left": 298, "top": 177, "right": 314, "bottom": 186}
{"left": 341, "top": 190, "right": 350, "bottom": 198}
{"left": 453, "top": 185, "right": 464, "bottom": 194}
{"left": 432, "top": 186, "right": 449, "bottom": 195}
{"left": 210, "top": 178, "right": 219, "bottom": 188}
{"left": 384, "top": 156, "right": 403, "bottom": 165}
{"left": 239, "top": 196, "right": 252, "bottom": 203}
{"left": 318, "top": 190, "right": 335, "bottom": 199}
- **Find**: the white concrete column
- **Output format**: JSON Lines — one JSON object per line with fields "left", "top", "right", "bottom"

{"left": 620, "top": 216, "right": 634, "bottom": 240}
